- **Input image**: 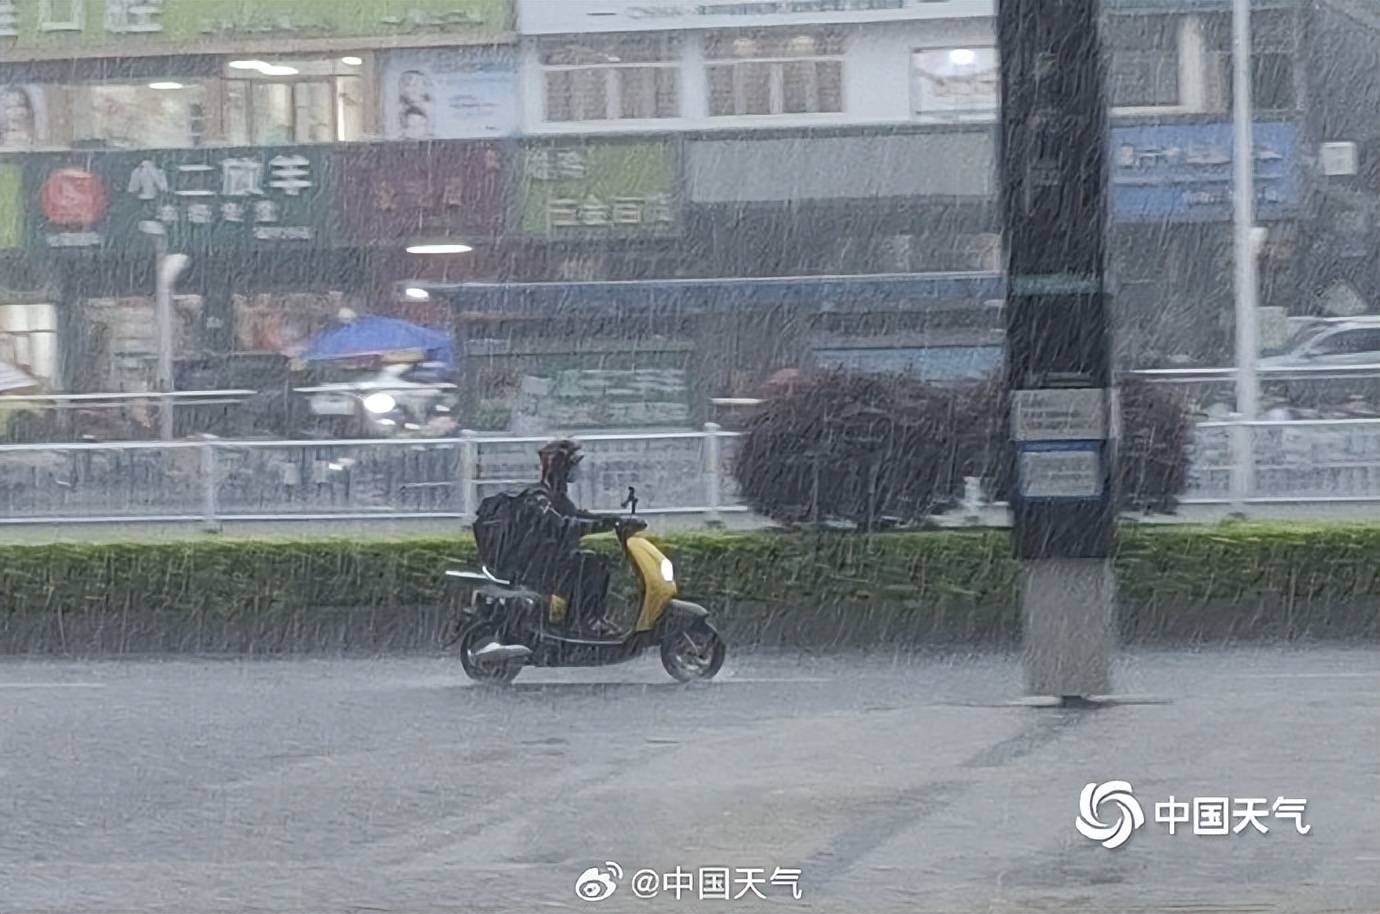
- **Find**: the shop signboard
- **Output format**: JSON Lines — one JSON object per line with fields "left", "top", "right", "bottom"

{"left": 1111, "top": 121, "right": 1299, "bottom": 223}
{"left": 813, "top": 345, "right": 1003, "bottom": 382}
{"left": 381, "top": 48, "right": 518, "bottom": 140}
{"left": 519, "top": 0, "right": 992, "bottom": 34}
{"left": 519, "top": 140, "right": 679, "bottom": 237}
{"left": 507, "top": 367, "right": 693, "bottom": 432}
{"left": 2, "top": 0, "right": 507, "bottom": 55}
{"left": 24, "top": 145, "right": 333, "bottom": 253}
{"left": 339, "top": 141, "right": 507, "bottom": 244}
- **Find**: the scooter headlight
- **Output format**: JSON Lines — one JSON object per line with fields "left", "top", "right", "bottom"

{"left": 363, "top": 392, "right": 397, "bottom": 415}
{"left": 659, "top": 557, "right": 675, "bottom": 583}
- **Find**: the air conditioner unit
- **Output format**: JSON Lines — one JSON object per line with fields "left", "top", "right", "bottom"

{"left": 1319, "top": 141, "right": 1358, "bottom": 177}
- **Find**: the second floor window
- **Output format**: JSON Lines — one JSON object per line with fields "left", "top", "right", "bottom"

{"left": 39, "top": 0, "right": 83, "bottom": 31}
{"left": 0, "top": 0, "right": 18, "bottom": 37}
{"left": 1210, "top": 10, "right": 1298, "bottom": 112}
{"left": 1108, "top": 15, "right": 1179, "bottom": 108}
{"left": 223, "top": 58, "right": 363, "bottom": 145}
{"left": 706, "top": 30, "right": 844, "bottom": 117}
{"left": 106, "top": 0, "right": 164, "bottom": 33}
{"left": 71, "top": 81, "right": 205, "bottom": 149}
{"left": 541, "top": 35, "right": 680, "bottom": 122}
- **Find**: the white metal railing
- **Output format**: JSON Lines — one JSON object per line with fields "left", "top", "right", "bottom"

{"left": 1184, "top": 417, "right": 1380, "bottom": 508}
{"left": 0, "top": 418, "right": 1375, "bottom": 529}
{"left": 1130, "top": 362, "right": 1380, "bottom": 382}
{"left": 0, "top": 425, "right": 746, "bottom": 529}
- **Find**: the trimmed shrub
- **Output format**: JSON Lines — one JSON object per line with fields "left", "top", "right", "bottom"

{"left": 733, "top": 372, "right": 1191, "bottom": 526}
{"left": 0, "top": 524, "right": 1375, "bottom": 652}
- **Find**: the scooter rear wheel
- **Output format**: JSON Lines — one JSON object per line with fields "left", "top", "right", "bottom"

{"left": 661, "top": 620, "right": 726, "bottom": 683}
{"left": 457, "top": 624, "right": 523, "bottom": 686}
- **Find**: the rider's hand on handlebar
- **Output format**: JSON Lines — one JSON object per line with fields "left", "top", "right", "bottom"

{"left": 617, "top": 516, "right": 648, "bottom": 534}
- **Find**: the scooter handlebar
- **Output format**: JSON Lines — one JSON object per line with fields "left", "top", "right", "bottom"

{"left": 615, "top": 516, "right": 648, "bottom": 536}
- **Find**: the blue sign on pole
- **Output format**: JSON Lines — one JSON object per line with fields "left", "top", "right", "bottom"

{"left": 1111, "top": 121, "right": 1299, "bottom": 223}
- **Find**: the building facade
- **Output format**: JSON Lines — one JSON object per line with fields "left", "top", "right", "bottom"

{"left": 0, "top": 0, "right": 1375, "bottom": 423}
{"left": 0, "top": 0, "right": 517, "bottom": 395}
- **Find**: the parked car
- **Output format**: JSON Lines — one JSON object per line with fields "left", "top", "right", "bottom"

{"left": 1259, "top": 316, "right": 1380, "bottom": 369}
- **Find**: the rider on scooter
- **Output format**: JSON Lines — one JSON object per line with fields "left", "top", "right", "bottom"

{"left": 498, "top": 439, "right": 639, "bottom": 636}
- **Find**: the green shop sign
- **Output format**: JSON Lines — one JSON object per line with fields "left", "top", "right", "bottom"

{"left": 0, "top": 162, "right": 22, "bottom": 250}
{"left": 24, "top": 145, "right": 333, "bottom": 254}
{"left": 1, "top": 0, "right": 507, "bottom": 53}
{"left": 518, "top": 140, "right": 680, "bottom": 238}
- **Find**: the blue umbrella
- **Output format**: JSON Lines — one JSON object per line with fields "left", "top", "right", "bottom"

{"left": 303, "top": 316, "right": 455, "bottom": 369}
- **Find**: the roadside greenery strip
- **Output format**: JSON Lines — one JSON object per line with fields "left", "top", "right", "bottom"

{"left": 0, "top": 526, "right": 1376, "bottom": 640}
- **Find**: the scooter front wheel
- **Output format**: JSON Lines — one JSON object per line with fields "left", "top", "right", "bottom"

{"left": 456, "top": 624, "right": 523, "bottom": 686}
{"left": 661, "top": 620, "right": 726, "bottom": 683}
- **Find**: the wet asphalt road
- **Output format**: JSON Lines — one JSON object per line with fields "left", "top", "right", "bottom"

{"left": 1, "top": 647, "right": 1376, "bottom": 914}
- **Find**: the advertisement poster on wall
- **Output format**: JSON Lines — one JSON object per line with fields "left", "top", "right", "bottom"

{"left": 0, "top": 84, "right": 47, "bottom": 150}
{"left": 911, "top": 48, "right": 998, "bottom": 119}
{"left": 381, "top": 48, "right": 518, "bottom": 140}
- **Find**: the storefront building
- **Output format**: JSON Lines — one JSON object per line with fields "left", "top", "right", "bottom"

{"left": 508, "top": 0, "right": 1329, "bottom": 373}
{"left": 0, "top": 0, "right": 515, "bottom": 396}
{"left": 0, "top": 0, "right": 1373, "bottom": 425}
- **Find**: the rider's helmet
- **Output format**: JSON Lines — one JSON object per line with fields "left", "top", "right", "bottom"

{"left": 539, "top": 439, "right": 584, "bottom": 490}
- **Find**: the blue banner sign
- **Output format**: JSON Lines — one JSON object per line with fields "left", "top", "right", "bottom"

{"left": 1111, "top": 121, "right": 1299, "bottom": 223}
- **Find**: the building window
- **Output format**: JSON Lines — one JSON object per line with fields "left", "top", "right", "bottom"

{"left": 706, "top": 30, "right": 844, "bottom": 117}
{"left": 0, "top": 1, "right": 18, "bottom": 37}
{"left": 70, "top": 82, "right": 205, "bottom": 149}
{"left": 106, "top": 0, "right": 164, "bottom": 33}
{"left": 1207, "top": 10, "right": 1297, "bottom": 113}
{"left": 39, "top": 0, "right": 83, "bottom": 31}
{"left": 541, "top": 35, "right": 679, "bottom": 122}
{"left": 911, "top": 47, "right": 998, "bottom": 119}
{"left": 224, "top": 58, "right": 363, "bottom": 145}
{"left": 1247, "top": 10, "right": 1296, "bottom": 111}
{"left": 1108, "top": 15, "right": 1179, "bottom": 108}
{"left": 0, "top": 304, "right": 58, "bottom": 386}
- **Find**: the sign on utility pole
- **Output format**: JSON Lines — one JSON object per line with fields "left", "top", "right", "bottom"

{"left": 997, "top": 0, "right": 1116, "bottom": 700}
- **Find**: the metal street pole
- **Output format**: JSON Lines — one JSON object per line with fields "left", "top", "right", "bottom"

{"left": 998, "top": 0, "right": 1115, "bottom": 701}
{"left": 1231, "top": 0, "right": 1261, "bottom": 507}
{"left": 140, "top": 220, "right": 190, "bottom": 442}
{"left": 153, "top": 231, "right": 174, "bottom": 441}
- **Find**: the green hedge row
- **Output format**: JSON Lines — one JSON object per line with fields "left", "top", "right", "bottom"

{"left": 0, "top": 524, "right": 1376, "bottom": 651}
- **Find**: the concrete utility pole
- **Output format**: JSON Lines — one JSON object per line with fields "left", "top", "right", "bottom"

{"left": 997, "top": 0, "right": 1116, "bottom": 701}
{"left": 1231, "top": 0, "right": 1262, "bottom": 507}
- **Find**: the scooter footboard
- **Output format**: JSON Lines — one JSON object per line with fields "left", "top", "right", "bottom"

{"left": 657, "top": 599, "right": 710, "bottom": 635}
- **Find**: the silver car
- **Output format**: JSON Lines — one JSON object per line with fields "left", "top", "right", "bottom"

{"left": 1259, "top": 316, "right": 1380, "bottom": 369}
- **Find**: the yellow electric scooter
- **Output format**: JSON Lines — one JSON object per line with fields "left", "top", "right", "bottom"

{"left": 444, "top": 492, "right": 726, "bottom": 685}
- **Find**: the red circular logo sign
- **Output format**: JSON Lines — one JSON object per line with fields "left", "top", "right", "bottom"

{"left": 40, "top": 168, "right": 106, "bottom": 227}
